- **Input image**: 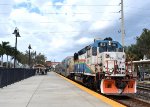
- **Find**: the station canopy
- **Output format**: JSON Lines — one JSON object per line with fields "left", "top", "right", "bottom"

{"left": 33, "top": 64, "right": 46, "bottom": 69}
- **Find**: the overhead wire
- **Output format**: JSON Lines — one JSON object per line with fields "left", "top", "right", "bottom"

{"left": 48, "top": 4, "right": 120, "bottom": 7}
{"left": 0, "top": 19, "right": 118, "bottom": 24}
{"left": 0, "top": 2, "right": 149, "bottom": 36}
{"left": 0, "top": 4, "right": 119, "bottom": 6}
{"left": 0, "top": 22, "right": 121, "bottom": 35}
{"left": 124, "top": 6, "right": 150, "bottom": 11}
{"left": 0, "top": 29, "right": 110, "bottom": 35}
{"left": 0, "top": 3, "right": 149, "bottom": 10}
{"left": 0, "top": 4, "right": 9, "bottom": 5}
{"left": 0, "top": 11, "right": 119, "bottom": 14}
{"left": 0, "top": 2, "right": 120, "bottom": 36}
{"left": 44, "top": 11, "right": 119, "bottom": 14}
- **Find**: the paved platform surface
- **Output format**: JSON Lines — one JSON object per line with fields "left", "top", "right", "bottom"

{"left": 0, "top": 72, "right": 112, "bottom": 107}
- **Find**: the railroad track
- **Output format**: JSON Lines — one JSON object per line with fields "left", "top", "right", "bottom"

{"left": 136, "top": 85, "right": 150, "bottom": 99}
{"left": 107, "top": 95, "right": 150, "bottom": 107}
{"left": 131, "top": 83, "right": 150, "bottom": 104}
{"left": 137, "top": 85, "right": 150, "bottom": 91}
{"left": 57, "top": 73, "right": 150, "bottom": 107}
{"left": 84, "top": 83, "right": 150, "bottom": 107}
{"left": 137, "top": 83, "right": 150, "bottom": 92}
{"left": 106, "top": 83, "right": 150, "bottom": 107}
{"left": 88, "top": 83, "right": 150, "bottom": 107}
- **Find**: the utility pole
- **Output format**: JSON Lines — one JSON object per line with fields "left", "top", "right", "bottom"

{"left": 120, "top": 0, "right": 125, "bottom": 47}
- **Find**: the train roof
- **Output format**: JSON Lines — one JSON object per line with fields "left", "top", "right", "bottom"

{"left": 62, "top": 56, "right": 73, "bottom": 62}
{"left": 78, "top": 38, "right": 122, "bottom": 53}
{"left": 90, "top": 39, "right": 122, "bottom": 47}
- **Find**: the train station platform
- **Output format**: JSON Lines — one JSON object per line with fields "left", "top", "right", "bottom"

{"left": 0, "top": 72, "right": 125, "bottom": 107}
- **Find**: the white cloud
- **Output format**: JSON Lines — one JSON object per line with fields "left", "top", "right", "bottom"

{"left": 76, "top": 37, "right": 93, "bottom": 45}
{"left": 90, "top": 20, "right": 109, "bottom": 30}
{"left": 14, "top": 0, "right": 26, "bottom": 3}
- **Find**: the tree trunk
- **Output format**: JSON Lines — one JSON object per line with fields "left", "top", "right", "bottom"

{"left": 1, "top": 55, "right": 3, "bottom": 67}
{"left": 10, "top": 57, "right": 12, "bottom": 68}
{"left": 0, "top": 55, "right": 2, "bottom": 67}
{"left": 6, "top": 55, "right": 8, "bottom": 68}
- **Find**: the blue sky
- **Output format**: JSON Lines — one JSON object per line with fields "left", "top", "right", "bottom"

{"left": 0, "top": 0, "right": 150, "bottom": 62}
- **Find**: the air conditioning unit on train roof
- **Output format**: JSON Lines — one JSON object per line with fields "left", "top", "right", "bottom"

{"left": 143, "top": 55, "right": 148, "bottom": 60}
{"left": 94, "top": 38, "right": 102, "bottom": 42}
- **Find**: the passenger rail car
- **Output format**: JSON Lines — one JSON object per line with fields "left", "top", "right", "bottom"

{"left": 56, "top": 37, "right": 136, "bottom": 95}
{"left": 55, "top": 56, "right": 74, "bottom": 77}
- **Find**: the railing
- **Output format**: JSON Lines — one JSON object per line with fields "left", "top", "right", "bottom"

{"left": 0, "top": 68, "right": 36, "bottom": 88}
{"left": 105, "top": 60, "right": 133, "bottom": 74}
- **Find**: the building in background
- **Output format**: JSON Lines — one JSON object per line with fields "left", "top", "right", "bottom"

{"left": 45, "top": 61, "right": 60, "bottom": 71}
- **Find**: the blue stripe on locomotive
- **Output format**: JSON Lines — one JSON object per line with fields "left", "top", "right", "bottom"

{"left": 74, "top": 63, "right": 92, "bottom": 74}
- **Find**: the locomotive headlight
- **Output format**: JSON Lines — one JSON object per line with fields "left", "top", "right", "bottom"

{"left": 109, "top": 69, "right": 113, "bottom": 73}
{"left": 129, "top": 70, "right": 132, "bottom": 73}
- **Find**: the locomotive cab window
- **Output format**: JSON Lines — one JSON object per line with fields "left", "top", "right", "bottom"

{"left": 98, "top": 42, "right": 107, "bottom": 52}
{"left": 112, "top": 43, "right": 117, "bottom": 47}
{"left": 107, "top": 43, "right": 118, "bottom": 52}
{"left": 74, "top": 53, "right": 79, "bottom": 60}
{"left": 92, "top": 47, "right": 97, "bottom": 56}
{"left": 116, "top": 47, "right": 123, "bottom": 52}
{"left": 118, "top": 48, "right": 123, "bottom": 52}
{"left": 87, "top": 46, "right": 91, "bottom": 57}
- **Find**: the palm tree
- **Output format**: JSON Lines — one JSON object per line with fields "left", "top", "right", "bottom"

{"left": 5, "top": 46, "right": 14, "bottom": 68}
{"left": 0, "top": 41, "right": 11, "bottom": 67}
{"left": 10, "top": 47, "right": 21, "bottom": 68}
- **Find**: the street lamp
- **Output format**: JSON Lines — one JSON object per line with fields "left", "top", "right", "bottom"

{"left": 34, "top": 51, "right": 36, "bottom": 65}
{"left": 12, "top": 27, "right": 20, "bottom": 68}
{"left": 28, "top": 44, "right": 32, "bottom": 68}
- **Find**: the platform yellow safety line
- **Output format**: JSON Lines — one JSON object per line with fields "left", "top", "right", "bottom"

{"left": 56, "top": 73, "right": 126, "bottom": 107}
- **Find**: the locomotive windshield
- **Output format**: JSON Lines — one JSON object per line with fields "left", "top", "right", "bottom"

{"left": 98, "top": 42, "right": 123, "bottom": 52}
